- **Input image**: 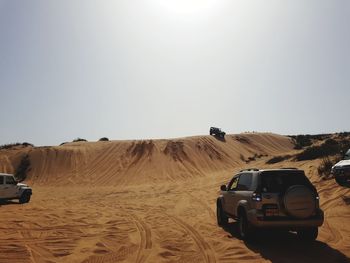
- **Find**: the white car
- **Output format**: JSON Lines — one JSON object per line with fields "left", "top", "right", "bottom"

{"left": 0, "top": 173, "right": 32, "bottom": 203}
{"left": 331, "top": 149, "right": 350, "bottom": 187}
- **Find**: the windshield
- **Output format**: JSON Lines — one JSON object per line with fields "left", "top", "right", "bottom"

{"left": 344, "top": 149, "right": 350, "bottom": 160}
{"left": 5, "top": 176, "right": 16, "bottom": 185}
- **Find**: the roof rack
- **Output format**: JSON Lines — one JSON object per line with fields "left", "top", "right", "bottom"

{"left": 240, "top": 168, "right": 259, "bottom": 172}
{"left": 281, "top": 167, "right": 298, "bottom": 170}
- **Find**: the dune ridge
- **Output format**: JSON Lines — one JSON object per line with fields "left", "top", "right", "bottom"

{"left": 1, "top": 133, "right": 293, "bottom": 186}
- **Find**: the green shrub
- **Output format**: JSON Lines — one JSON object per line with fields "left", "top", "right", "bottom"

{"left": 291, "top": 135, "right": 312, "bottom": 149}
{"left": 99, "top": 137, "right": 109, "bottom": 141}
{"left": 266, "top": 155, "right": 291, "bottom": 164}
{"left": 296, "top": 139, "right": 339, "bottom": 161}
{"left": 73, "top": 138, "right": 87, "bottom": 143}
{"left": 317, "top": 157, "right": 333, "bottom": 177}
{"left": 0, "top": 142, "right": 34, "bottom": 150}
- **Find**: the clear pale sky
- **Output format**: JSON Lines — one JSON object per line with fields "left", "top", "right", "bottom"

{"left": 0, "top": 0, "right": 349, "bottom": 146}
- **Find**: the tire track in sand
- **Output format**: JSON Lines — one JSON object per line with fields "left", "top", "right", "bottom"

{"left": 186, "top": 192, "right": 216, "bottom": 220}
{"left": 123, "top": 211, "right": 152, "bottom": 263}
{"left": 169, "top": 215, "right": 216, "bottom": 263}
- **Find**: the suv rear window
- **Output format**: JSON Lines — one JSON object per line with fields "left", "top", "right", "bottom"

{"left": 260, "top": 170, "right": 313, "bottom": 193}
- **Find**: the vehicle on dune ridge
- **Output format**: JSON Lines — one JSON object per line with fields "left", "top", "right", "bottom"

{"left": 210, "top": 127, "right": 226, "bottom": 138}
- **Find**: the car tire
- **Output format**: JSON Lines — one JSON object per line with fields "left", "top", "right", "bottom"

{"left": 335, "top": 177, "right": 346, "bottom": 187}
{"left": 238, "top": 211, "right": 254, "bottom": 240}
{"left": 19, "top": 192, "right": 31, "bottom": 204}
{"left": 216, "top": 200, "right": 228, "bottom": 226}
{"left": 297, "top": 227, "right": 318, "bottom": 241}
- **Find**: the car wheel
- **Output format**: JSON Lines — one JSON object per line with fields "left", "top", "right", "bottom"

{"left": 335, "top": 177, "right": 346, "bottom": 186}
{"left": 216, "top": 201, "right": 228, "bottom": 226}
{"left": 297, "top": 227, "right": 318, "bottom": 241}
{"left": 238, "top": 211, "right": 254, "bottom": 240}
{"left": 19, "top": 192, "right": 31, "bottom": 204}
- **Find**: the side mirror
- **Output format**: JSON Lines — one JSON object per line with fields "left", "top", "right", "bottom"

{"left": 220, "top": 185, "right": 227, "bottom": 191}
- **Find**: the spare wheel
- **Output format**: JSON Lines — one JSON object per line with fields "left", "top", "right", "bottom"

{"left": 284, "top": 185, "right": 315, "bottom": 219}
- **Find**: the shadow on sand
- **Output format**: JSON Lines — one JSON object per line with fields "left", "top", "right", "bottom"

{"left": 0, "top": 199, "right": 19, "bottom": 207}
{"left": 223, "top": 222, "right": 350, "bottom": 263}
{"left": 342, "top": 195, "right": 350, "bottom": 205}
{"left": 212, "top": 135, "right": 226, "bottom": 142}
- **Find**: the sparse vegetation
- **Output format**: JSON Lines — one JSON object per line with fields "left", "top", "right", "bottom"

{"left": 73, "top": 138, "right": 87, "bottom": 143}
{"left": 317, "top": 157, "right": 335, "bottom": 178}
{"left": 15, "top": 154, "right": 31, "bottom": 182}
{"left": 295, "top": 138, "right": 348, "bottom": 161}
{"left": 235, "top": 136, "right": 250, "bottom": 144}
{"left": 0, "top": 142, "right": 34, "bottom": 150}
{"left": 239, "top": 154, "right": 245, "bottom": 162}
{"left": 337, "top": 132, "right": 350, "bottom": 138}
{"left": 290, "top": 134, "right": 332, "bottom": 149}
{"left": 244, "top": 153, "right": 267, "bottom": 163}
{"left": 266, "top": 155, "right": 291, "bottom": 164}
{"left": 99, "top": 137, "right": 109, "bottom": 141}
{"left": 290, "top": 135, "right": 312, "bottom": 149}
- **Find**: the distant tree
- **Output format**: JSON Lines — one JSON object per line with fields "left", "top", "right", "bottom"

{"left": 99, "top": 137, "right": 109, "bottom": 141}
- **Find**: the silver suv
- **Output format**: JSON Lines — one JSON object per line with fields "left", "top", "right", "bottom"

{"left": 217, "top": 168, "right": 324, "bottom": 240}
{"left": 332, "top": 149, "right": 350, "bottom": 187}
{"left": 0, "top": 173, "right": 32, "bottom": 204}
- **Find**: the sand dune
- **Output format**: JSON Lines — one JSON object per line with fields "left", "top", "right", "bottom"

{"left": 0, "top": 133, "right": 349, "bottom": 262}
{"left": 1, "top": 133, "right": 293, "bottom": 186}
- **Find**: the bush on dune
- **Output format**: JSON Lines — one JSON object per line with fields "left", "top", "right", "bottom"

{"left": 0, "top": 142, "right": 34, "bottom": 150}
{"left": 99, "top": 137, "right": 109, "bottom": 141}
{"left": 15, "top": 154, "right": 31, "bottom": 182}
{"left": 73, "top": 138, "right": 87, "bottom": 143}
{"left": 296, "top": 139, "right": 340, "bottom": 161}
{"left": 266, "top": 155, "right": 291, "bottom": 164}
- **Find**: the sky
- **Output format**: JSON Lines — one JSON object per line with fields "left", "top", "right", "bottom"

{"left": 0, "top": 0, "right": 349, "bottom": 146}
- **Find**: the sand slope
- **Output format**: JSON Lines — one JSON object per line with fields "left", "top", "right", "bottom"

{"left": 1, "top": 133, "right": 293, "bottom": 186}
{"left": 0, "top": 133, "right": 349, "bottom": 263}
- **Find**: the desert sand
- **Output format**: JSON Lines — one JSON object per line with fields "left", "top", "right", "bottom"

{"left": 0, "top": 133, "right": 349, "bottom": 263}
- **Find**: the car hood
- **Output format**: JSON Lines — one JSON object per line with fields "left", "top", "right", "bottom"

{"left": 17, "top": 183, "right": 28, "bottom": 187}
{"left": 333, "top": 159, "right": 350, "bottom": 168}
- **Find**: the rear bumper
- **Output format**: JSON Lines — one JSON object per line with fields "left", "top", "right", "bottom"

{"left": 247, "top": 209, "right": 324, "bottom": 228}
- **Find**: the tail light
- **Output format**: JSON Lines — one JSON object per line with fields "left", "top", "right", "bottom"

{"left": 252, "top": 192, "right": 262, "bottom": 202}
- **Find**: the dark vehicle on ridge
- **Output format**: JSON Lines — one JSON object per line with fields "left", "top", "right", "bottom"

{"left": 210, "top": 127, "right": 226, "bottom": 138}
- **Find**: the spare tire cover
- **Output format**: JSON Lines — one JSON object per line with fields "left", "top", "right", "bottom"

{"left": 283, "top": 185, "right": 315, "bottom": 219}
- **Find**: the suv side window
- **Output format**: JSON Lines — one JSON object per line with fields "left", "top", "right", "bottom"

{"left": 0, "top": 176, "right": 4, "bottom": 184}
{"left": 227, "top": 176, "right": 239, "bottom": 191}
{"left": 5, "top": 176, "right": 16, "bottom": 185}
{"left": 237, "top": 173, "right": 253, "bottom": 191}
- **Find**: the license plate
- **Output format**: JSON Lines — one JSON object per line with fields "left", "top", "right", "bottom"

{"left": 265, "top": 208, "right": 279, "bottom": 217}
